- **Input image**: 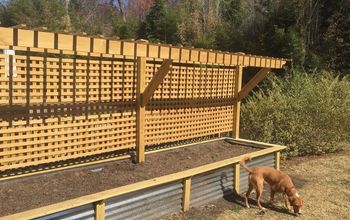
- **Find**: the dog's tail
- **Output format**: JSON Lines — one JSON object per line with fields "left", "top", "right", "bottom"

{"left": 239, "top": 156, "right": 254, "bottom": 173}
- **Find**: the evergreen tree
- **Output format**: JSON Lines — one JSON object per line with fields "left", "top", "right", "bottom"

{"left": 138, "top": 0, "right": 179, "bottom": 43}
{"left": 220, "top": 0, "right": 243, "bottom": 27}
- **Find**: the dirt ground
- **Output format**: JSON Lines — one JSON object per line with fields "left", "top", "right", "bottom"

{"left": 164, "top": 148, "right": 350, "bottom": 220}
{"left": 0, "top": 140, "right": 257, "bottom": 217}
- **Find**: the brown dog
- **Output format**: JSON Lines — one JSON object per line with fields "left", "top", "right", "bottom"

{"left": 240, "top": 157, "right": 303, "bottom": 214}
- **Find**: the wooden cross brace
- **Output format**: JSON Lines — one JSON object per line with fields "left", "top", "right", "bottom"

{"left": 141, "top": 59, "right": 173, "bottom": 106}
{"left": 237, "top": 68, "right": 271, "bottom": 102}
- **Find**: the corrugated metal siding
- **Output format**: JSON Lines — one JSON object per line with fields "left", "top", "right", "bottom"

{"left": 105, "top": 181, "right": 182, "bottom": 220}
{"left": 35, "top": 204, "right": 94, "bottom": 220}
{"left": 190, "top": 166, "right": 234, "bottom": 207}
{"left": 239, "top": 153, "right": 275, "bottom": 194}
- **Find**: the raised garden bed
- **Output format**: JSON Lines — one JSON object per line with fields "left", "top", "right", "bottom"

{"left": 0, "top": 138, "right": 285, "bottom": 220}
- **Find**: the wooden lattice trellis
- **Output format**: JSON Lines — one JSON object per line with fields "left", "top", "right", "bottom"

{"left": 0, "top": 27, "right": 287, "bottom": 173}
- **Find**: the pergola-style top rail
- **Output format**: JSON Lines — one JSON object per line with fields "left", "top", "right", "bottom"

{"left": 0, "top": 27, "right": 288, "bottom": 68}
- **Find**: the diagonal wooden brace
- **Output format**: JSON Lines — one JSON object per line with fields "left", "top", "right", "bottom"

{"left": 141, "top": 59, "right": 172, "bottom": 106}
{"left": 237, "top": 68, "right": 270, "bottom": 102}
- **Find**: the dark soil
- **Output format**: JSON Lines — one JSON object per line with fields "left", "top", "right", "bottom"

{"left": 0, "top": 140, "right": 257, "bottom": 217}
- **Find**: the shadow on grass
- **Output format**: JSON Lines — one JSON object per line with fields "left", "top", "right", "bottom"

{"left": 222, "top": 192, "right": 297, "bottom": 217}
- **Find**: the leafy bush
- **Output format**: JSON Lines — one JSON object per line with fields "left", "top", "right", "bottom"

{"left": 241, "top": 71, "right": 350, "bottom": 157}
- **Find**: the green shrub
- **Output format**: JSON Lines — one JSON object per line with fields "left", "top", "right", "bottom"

{"left": 241, "top": 71, "right": 350, "bottom": 157}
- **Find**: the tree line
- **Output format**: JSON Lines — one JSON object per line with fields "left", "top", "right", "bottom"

{"left": 0, "top": 0, "right": 349, "bottom": 73}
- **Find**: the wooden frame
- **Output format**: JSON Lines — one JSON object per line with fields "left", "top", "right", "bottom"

{"left": 0, "top": 27, "right": 287, "bottom": 177}
{"left": 0, "top": 138, "right": 285, "bottom": 220}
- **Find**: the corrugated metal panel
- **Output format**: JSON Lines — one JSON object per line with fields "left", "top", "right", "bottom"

{"left": 190, "top": 166, "right": 234, "bottom": 207}
{"left": 239, "top": 153, "right": 275, "bottom": 193}
{"left": 35, "top": 204, "right": 94, "bottom": 220}
{"left": 105, "top": 181, "right": 182, "bottom": 220}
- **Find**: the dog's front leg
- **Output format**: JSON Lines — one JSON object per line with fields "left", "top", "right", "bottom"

{"left": 283, "top": 193, "right": 292, "bottom": 212}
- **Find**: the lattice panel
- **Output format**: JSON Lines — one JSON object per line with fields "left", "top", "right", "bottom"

{"left": 145, "top": 62, "right": 235, "bottom": 100}
{"left": 144, "top": 62, "right": 236, "bottom": 145}
{"left": 0, "top": 112, "right": 136, "bottom": 170}
{"left": 145, "top": 107, "right": 234, "bottom": 145}
{"left": 0, "top": 48, "right": 138, "bottom": 171}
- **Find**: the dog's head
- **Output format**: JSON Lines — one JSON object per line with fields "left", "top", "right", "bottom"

{"left": 289, "top": 192, "right": 303, "bottom": 215}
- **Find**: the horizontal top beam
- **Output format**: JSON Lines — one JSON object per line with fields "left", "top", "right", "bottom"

{"left": 0, "top": 27, "right": 288, "bottom": 68}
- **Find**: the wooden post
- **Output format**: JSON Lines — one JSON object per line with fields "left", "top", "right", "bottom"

{"left": 136, "top": 57, "right": 146, "bottom": 163}
{"left": 182, "top": 177, "right": 192, "bottom": 212}
{"left": 234, "top": 163, "right": 240, "bottom": 194}
{"left": 233, "top": 65, "right": 243, "bottom": 139}
{"left": 94, "top": 200, "right": 105, "bottom": 220}
{"left": 275, "top": 151, "right": 280, "bottom": 170}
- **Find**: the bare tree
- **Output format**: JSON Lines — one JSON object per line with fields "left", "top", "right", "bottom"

{"left": 117, "top": 0, "right": 126, "bottom": 22}
{"left": 64, "top": 0, "right": 71, "bottom": 30}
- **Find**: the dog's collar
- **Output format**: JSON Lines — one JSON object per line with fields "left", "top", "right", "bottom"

{"left": 287, "top": 186, "right": 301, "bottom": 201}
{"left": 286, "top": 186, "right": 297, "bottom": 196}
